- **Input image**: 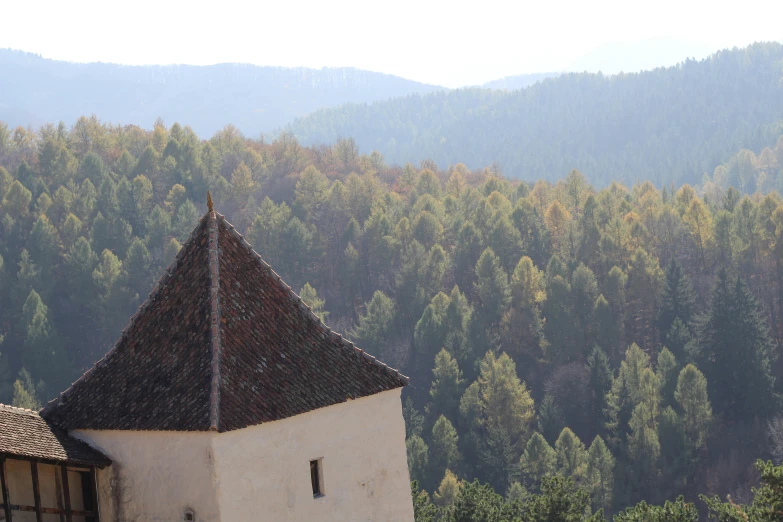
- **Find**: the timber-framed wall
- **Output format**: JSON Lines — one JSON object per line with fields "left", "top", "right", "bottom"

{"left": 0, "top": 454, "right": 100, "bottom": 522}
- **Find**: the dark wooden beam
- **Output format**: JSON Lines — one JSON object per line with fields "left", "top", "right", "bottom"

{"left": 0, "top": 457, "right": 12, "bottom": 522}
{"left": 7, "top": 505, "right": 93, "bottom": 516}
{"left": 60, "top": 464, "right": 72, "bottom": 522}
{"left": 90, "top": 468, "right": 100, "bottom": 522}
{"left": 54, "top": 465, "right": 65, "bottom": 522}
{"left": 0, "top": 453, "right": 107, "bottom": 471}
{"left": 30, "top": 461, "right": 43, "bottom": 522}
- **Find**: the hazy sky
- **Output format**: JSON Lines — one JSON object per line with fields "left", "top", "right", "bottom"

{"left": 2, "top": 0, "right": 781, "bottom": 88}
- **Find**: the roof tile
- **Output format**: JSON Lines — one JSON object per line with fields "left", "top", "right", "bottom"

{"left": 41, "top": 211, "right": 407, "bottom": 433}
{"left": 0, "top": 404, "right": 111, "bottom": 467}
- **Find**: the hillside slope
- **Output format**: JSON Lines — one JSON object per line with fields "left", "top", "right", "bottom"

{"left": 288, "top": 43, "right": 783, "bottom": 187}
{"left": 0, "top": 49, "right": 443, "bottom": 137}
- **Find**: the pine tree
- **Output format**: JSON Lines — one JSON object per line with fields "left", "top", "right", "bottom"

{"left": 21, "top": 290, "right": 68, "bottom": 395}
{"left": 61, "top": 213, "right": 83, "bottom": 248}
{"left": 506, "top": 482, "right": 530, "bottom": 504}
{"left": 578, "top": 195, "right": 602, "bottom": 269}
{"left": 406, "top": 435, "right": 429, "bottom": 484}
{"left": 473, "top": 248, "right": 511, "bottom": 328}
{"left": 453, "top": 221, "right": 482, "bottom": 292}
{"left": 627, "top": 403, "right": 661, "bottom": 501}
{"left": 414, "top": 292, "right": 451, "bottom": 378}
{"left": 420, "top": 245, "right": 448, "bottom": 305}
{"left": 28, "top": 215, "right": 60, "bottom": 281}
{"left": 1, "top": 180, "right": 32, "bottom": 218}
{"left": 626, "top": 370, "right": 662, "bottom": 501}
{"left": 74, "top": 178, "right": 97, "bottom": 221}
{"left": 665, "top": 318, "right": 692, "bottom": 365}
{"left": 475, "top": 422, "right": 518, "bottom": 494}
{"left": 352, "top": 291, "right": 397, "bottom": 358}
{"left": 64, "top": 237, "right": 98, "bottom": 306}
{"left": 674, "top": 364, "right": 712, "bottom": 450}
{"left": 586, "top": 346, "right": 613, "bottom": 439}
{"left": 605, "top": 344, "right": 652, "bottom": 450}
{"left": 279, "top": 217, "right": 313, "bottom": 287}
{"left": 543, "top": 258, "right": 577, "bottom": 363}
{"left": 592, "top": 296, "right": 618, "bottom": 362}
{"left": 174, "top": 200, "right": 200, "bottom": 241}
{"left": 537, "top": 394, "right": 566, "bottom": 445}
{"left": 124, "top": 237, "right": 152, "bottom": 297}
{"left": 428, "top": 349, "right": 464, "bottom": 424}
{"left": 656, "top": 347, "right": 679, "bottom": 408}
{"left": 545, "top": 199, "right": 571, "bottom": 252}
{"left": 12, "top": 368, "right": 42, "bottom": 410}
{"left": 554, "top": 427, "right": 587, "bottom": 482}
{"left": 585, "top": 435, "right": 614, "bottom": 513}
{"left": 460, "top": 352, "right": 534, "bottom": 448}
{"left": 147, "top": 205, "right": 171, "bottom": 249}
{"left": 443, "top": 286, "right": 473, "bottom": 366}
{"left": 511, "top": 198, "right": 550, "bottom": 268}
{"left": 413, "top": 211, "right": 444, "bottom": 250}
{"left": 603, "top": 266, "right": 628, "bottom": 364}
{"left": 431, "top": 416, "right": 461, "bottom": 481}
{"left": 520, "top": 432, "right": 557, "bottom": 491}
{"left": 626, "top": 249, "right": 663, "bottom": 350}
{"left": 572, "top": 263, "right": 599, "bottom": 352}
{"left": 460, "top": 351, "right": 535, "bottom": 492}
{"left": 299, "top": 283, "right": 329, "bottom": 322}
{"left": 682, "top": 198, "right": 714, "bottom": 270}
{"left": 501, "top": 256, "right": 546, "bottom": 359}
{"left": 295, "top": 165, "right": 329, "bottom": 221}
{"left": 394, "top": 240, "right": 428, "bottom": 329}
{"left": 403, "top": 397, "right": 425, "bottom": 439}
{"left": 657, "top": 406, "right": 686, "bottom": 492}
{"left": 699, "top": 270, "right": 777, "bottom": 421}
{"left": 658, "top": 258, "right": 697, "bottom": 340}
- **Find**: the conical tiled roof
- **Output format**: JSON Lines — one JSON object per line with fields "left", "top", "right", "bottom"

{"left": 41, "top": 211, "right": 408, "bottom": 433}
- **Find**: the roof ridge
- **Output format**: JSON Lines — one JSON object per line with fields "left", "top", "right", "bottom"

{"left": 215, "top": 213, "right": 409, "bottom": 383}
{"left": 0, "top": 403, "right": 42, "bottom": 416}
{"left": 40, "top": 212, "right": 214, "bottom": 420}
{"left": 207, "top": 211, "right": 223, "bottom": 431}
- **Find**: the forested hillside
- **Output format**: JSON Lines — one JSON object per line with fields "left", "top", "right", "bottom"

{"left": 289, "top": 43, "right": 783, "bottom": 188}
{"left": 0, "top": 49, "right": 442, "bottom": 137}
{"left": 2, "top": 118, "right": 783, "bottom": 517}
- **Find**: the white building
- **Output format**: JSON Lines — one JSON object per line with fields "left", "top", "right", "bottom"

{"left": 1, "top": 206, "right": 414, "bottom": 522}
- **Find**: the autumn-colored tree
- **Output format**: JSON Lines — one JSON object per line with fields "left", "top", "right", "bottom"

{"left": 545, "top": 199, "right": 571, "bottom": 252}
{"left": 682, "top": 198, "right": 713, "bottom": 270}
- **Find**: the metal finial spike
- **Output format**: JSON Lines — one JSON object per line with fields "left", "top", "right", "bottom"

{"left": 207, "top": 191, "right": 214, "bottom": 212}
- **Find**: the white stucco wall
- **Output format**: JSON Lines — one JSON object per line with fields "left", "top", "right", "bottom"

{"left": 71, "top": 388, "right": 413, "bottom": 522}
{"left": 212, "top": 388, "right": 414, "bottom": 522}
{"left": 72, "top": 430, "right": 220, "bottom": 522}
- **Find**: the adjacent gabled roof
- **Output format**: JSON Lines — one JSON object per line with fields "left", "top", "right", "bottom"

{"left": 41, "top": 211, "right": 408, "bottom": 433}
{"left": 0, "top": 404, "right": 111, "bottom": 467}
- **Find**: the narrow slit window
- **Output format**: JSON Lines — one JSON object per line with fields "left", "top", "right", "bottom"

{"left": 310, "top": 459, "right": 323, "bottom": 497}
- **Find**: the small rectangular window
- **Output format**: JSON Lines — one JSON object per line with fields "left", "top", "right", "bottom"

{"left": 310, "top": 459, "right": 323, "bottom": 497}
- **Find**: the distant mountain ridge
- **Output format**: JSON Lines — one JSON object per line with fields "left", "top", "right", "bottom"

{"left": 0, "top": 49, "right": 444, "bottom": 137}
{"left": 287, "top": 43, "right": 783, "bottom": 187}
{"left": 482, "top": 72, "right": 560, "bottom": 90}
{"left": 566, "top": 37, "right": 718, "bottom": 75}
